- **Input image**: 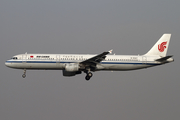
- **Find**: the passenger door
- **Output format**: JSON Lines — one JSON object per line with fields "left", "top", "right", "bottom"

{"left": 22, "top": 54, "right": 27, "bottom": 64}
{"left": 142, "top": 56, "right": 147, "bottom": 64}
{"left": 56, "top": 55, "right": 61, "bottom": 64}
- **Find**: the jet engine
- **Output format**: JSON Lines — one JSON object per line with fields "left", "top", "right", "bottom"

{"left": 65, "top": 63, "right": 79, "bottom": 72}
{"left": 62, "top": 63, "right": 81, "bottom": 76}
{"left": 62, "top": 70, "right": 82, "bottom": 76}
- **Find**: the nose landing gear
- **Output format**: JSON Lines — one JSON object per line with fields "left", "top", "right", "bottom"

{"left": 22, "top": 69, "right": 26, "bottom": 78}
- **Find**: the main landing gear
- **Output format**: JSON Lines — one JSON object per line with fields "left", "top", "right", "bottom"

{"left": 22, "top": 69, "right": 26, "bottom": 78}
{"left": 85, "top": 72, "right": 93, "bottom": 81}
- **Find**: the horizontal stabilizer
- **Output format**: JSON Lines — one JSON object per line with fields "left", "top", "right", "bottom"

{"left": 155, "top": 55, "right": 173, "bottom": 62}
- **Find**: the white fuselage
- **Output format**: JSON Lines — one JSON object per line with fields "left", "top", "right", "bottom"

{"left": 4, "top": 34, "right": 174, "bottom": 80}
{"left": 5, "top": 53, "right": 169, "bottom": 71}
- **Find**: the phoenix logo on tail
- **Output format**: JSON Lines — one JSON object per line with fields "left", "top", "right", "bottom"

{"left": 158, "top": 41, "right": 167, "bottom": 52}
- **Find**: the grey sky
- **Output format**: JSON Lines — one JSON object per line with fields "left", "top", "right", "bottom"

{"left": 0, "top": 0, "right": 180, "bottom": 120}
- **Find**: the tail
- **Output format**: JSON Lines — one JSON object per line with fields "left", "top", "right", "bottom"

{"left": 145, "top": 34, "right": 171, "bottom": 57}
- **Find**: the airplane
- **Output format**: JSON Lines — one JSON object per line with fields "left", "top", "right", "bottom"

{"left": 5, "top": 34, "right": 174, "bottom": 81}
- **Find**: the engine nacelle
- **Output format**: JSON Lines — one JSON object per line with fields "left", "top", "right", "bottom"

{"left": 62, "top": 70, "right": 82, "bottom": 77}
{"left": 65, "top": 63, "right": 79, "bottom": 72}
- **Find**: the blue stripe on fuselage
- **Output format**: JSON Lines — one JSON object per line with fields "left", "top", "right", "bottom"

{"left": 5, "top": 60, "right": 161, "bottom": 66}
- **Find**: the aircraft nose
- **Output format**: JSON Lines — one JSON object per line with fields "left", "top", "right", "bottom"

{"left": 5, "top": 61, "right": 10, "bottom": 67}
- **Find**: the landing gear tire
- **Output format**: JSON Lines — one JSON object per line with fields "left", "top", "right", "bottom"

{"left": 22, "top": 74, "right": 26, "bottom": 78}
{"left": 85, "top": 72, "right": 93, "bottom": 81}
{"left": 22, "top": 69, "right": 26, "bottom": 78}
{"left": 85, "top": 76, "right": 90, "bottom": 81}
{"left": 88, "top": 72, "right": 93, "bottom": 77}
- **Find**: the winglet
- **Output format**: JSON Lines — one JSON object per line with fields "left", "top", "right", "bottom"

{"left": 108, "top": 49, "right": 113, "bottom": 54}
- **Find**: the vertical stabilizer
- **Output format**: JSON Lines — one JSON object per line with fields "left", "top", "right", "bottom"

{"left": 145, "top": 34, "right": 171, "bottom": 57}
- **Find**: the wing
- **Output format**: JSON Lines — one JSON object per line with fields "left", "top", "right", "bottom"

{"left": 80, "top": 50, "right": 113, "bottom": 67}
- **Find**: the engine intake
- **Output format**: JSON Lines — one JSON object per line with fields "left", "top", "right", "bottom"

{"left": 65, "top": 63, "right": 79, "bottom": 72}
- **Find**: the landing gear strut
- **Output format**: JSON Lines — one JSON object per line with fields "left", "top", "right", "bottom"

{"left": 85, "top": 72, "right": 93, "bottom": 81}
{"left": 22, "top": 69, "right": 26, "bottom": 78}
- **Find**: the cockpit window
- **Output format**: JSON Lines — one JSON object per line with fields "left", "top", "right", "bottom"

{"left": 12, "top": 57, "right": 18, "bottom": 60}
